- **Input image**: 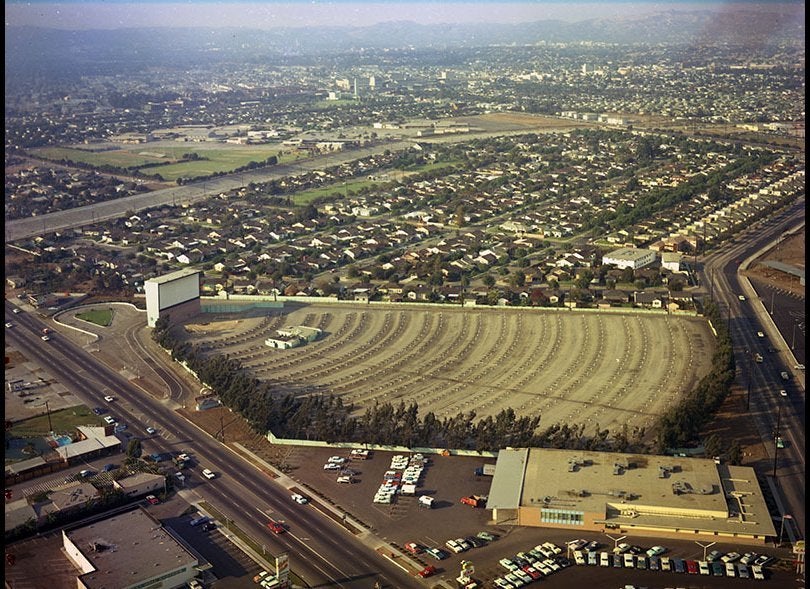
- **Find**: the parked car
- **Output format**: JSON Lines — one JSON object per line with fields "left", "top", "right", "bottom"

{"left": 102, "top": 463, "right": 117, "bottom": 472}
{"left": 721, "top": 552, "right": 741, "bottom": 563}
{"left": 290, "top": 493, "right": 309, "bottom": 504}
{"left": 104, "top": 395, "right": 115, "bottom": 402}
{"left": 646, "top": 545, "right": 666, "bottom": 557}
{"left": 499, "top": 558, "right": 519, "bottom": 572}
{"left": 706, "top": 550, "right": 723, "bottom": 562}
{"left": 424, "top": 547, "right": 449, "bottom": 560}
{"left": 613, "top": 542, "right": 631, "bottom": 554}
{"left": 145, "top": 426, "right": 157, "bottom": 435}
{"left": 417, "top": 565, "right": 437, "bottom": 578}
{"left": 740, "top": 552, "right": 757, "bottom": 565}
{"left": 476, "top": 531, "right": 497, "bottom": 542}
{"left": 753, "top": 554, "right": 773, "bottom": 567}
{"left": 145, "top": 494, "right": 160, "bottom": 505}
{"left": 201, "top": 468, "right": 216, "bottom": 479}
{"left": 445, "top": 539, "right": 464, "bottom": 553}
{"left": 404, "top": 542, "right": 424, "bottom": 555}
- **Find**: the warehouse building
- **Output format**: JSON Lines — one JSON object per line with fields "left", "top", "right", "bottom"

{"left": 486, "top": 448, "right": 776, "bottom": 546}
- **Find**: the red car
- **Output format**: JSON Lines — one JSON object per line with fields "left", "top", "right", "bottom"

{"left": 686, "top": 559, "right": 699, "bottom": 574}
{"left": 417, "top": 565, "right": 437, "bottom": 578}
{"left": 145, "top": 495, "right": 160, "bottom": 505}
{"left": 267, "top": 521, "right": 286, "bottom": 534}
{"left": 404, "top": 542, "right": 424, "bottom": 555}
{"left": 522, "top": 565, "right": 541, "bottom": 580}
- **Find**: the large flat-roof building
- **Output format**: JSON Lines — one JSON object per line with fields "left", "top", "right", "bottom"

{"left": 602, "top": 247, "right": 657, "bottom": 270}
{"left": 487, "top": 448, "right": 776, "bottom": 546}
{"left": 63, "top": 506, "right": 200, "bottom": 589}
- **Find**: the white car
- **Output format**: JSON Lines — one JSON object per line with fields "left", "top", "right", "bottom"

{"left": 4, "top": 322, "right": 12, "bottom": 328}
{"left": 145, "top": 426, "right": 157, "bottom": 435}
{"left": 103, "top": 415, "right": 116, "bottom": 424}
{"left": 336, "top": 475, "right": 353, "bottom": 484}
{"left": 12, "top": 308, "right": 21, "bottom": 314}
{"left": 290, "top": 493, "right": 309, "bottom": 504}
{"left": 327, "top": 456, "right": 346, "bottom": 464}
{"left": 41, "top": 335, "right": 51, "bottom": 341}
{"left": 646, "top": 545, "right": 666, "bottom": 557}
{"left": 104, "top": 395, "right": 115, "bottom": 402}
{"left": 445, "top": 539, "right": 464, "bottom": 553}
{"left": 323, "top": 463, "right": 341, "bottom": 470}
{"left": 201, "top": 468, "right": 216, "bottom": 479}
{"left": 721, "top": 551, "right": 741, "bottom": 563}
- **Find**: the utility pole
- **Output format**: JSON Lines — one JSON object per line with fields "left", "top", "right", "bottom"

{"left": 44, "top": 400, "right": 53, "bottom": 432}
{"left": 772, "top": 404, "right": 782, "bottom": 479}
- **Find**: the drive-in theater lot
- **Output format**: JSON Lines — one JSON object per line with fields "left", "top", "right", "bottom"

{"left": 183, "top": 302, "right": 715, "bottom": 433}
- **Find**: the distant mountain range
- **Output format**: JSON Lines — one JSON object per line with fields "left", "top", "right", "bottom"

{"left": 5, "top": 8, "right": 804, "bottom": 76}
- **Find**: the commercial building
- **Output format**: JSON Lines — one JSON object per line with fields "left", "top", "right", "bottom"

{"left": 602, "top": 247, "right": 657, "bottom": 270}
{"left": 487, "top": 448, "right": 776, "bottom": 546}
{"left": 63, "top": 506, "right": 201, "bottom": 589}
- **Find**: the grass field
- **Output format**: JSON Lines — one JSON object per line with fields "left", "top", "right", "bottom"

{"left": 32, "top": 143, "right": 296, "bottom": 181}
{"left": 8, "top": 405, "right": 101, "bottom": 438}
{"left": 76, "top": 308, "right": 114, "bottom": 327}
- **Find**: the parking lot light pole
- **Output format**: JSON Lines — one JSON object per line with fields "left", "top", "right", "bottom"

{"left": 696, "top": 541, "right": 716, "bottom": 561}
{"left": 605, "top": 533, "right": 626, "bottom": 552}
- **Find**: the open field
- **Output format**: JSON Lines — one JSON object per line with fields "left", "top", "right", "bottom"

{"left": 180, "top": 304, "right": 715, "bottom": 435}
{"left": 31, "top": 143, "right": 291, "bottom": 181}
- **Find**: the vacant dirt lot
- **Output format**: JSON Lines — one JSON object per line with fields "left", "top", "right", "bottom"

{"left": 179, "top": 305, "right": 715, "bottom": 437}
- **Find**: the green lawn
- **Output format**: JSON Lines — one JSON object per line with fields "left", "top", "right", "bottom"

{"left": 76, "top": 308, "right": 114, "bottom": 327}
{"left": 9, "top": 406, "right": 102, "bottom": 437}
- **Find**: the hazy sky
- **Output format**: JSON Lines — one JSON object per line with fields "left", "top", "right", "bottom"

{"left": 5, "top": 1, "right": 803, "bottom": 30}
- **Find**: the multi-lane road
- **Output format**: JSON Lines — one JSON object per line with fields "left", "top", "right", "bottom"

{"left": 4, "top": 301, "right": 425, "bottom": 589}
{"left": 700, "top": 198, "right": 805, "bottom": 542}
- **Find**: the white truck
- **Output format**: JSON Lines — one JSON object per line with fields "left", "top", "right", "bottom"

{"left": 418, "top": 495, "right": 435, "bottom": 508}
{"left": 401, "top": 483, "right": 417, "bottom": 496}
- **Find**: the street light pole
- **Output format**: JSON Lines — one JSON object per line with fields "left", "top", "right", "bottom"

{"left": 791, "top": 322, "right": 796, "bottom": 350}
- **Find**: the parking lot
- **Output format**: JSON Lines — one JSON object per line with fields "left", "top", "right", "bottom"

{"left": 276, "top": 445, "right": 795, "bottom": 588}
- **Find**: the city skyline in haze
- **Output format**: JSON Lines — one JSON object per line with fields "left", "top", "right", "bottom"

{"left": 6, "top": 0, "right": 804, "bottom": 30}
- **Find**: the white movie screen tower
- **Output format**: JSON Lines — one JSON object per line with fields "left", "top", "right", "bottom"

{"left": 145, "top": 267, "right": 202, "bottom": 328}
